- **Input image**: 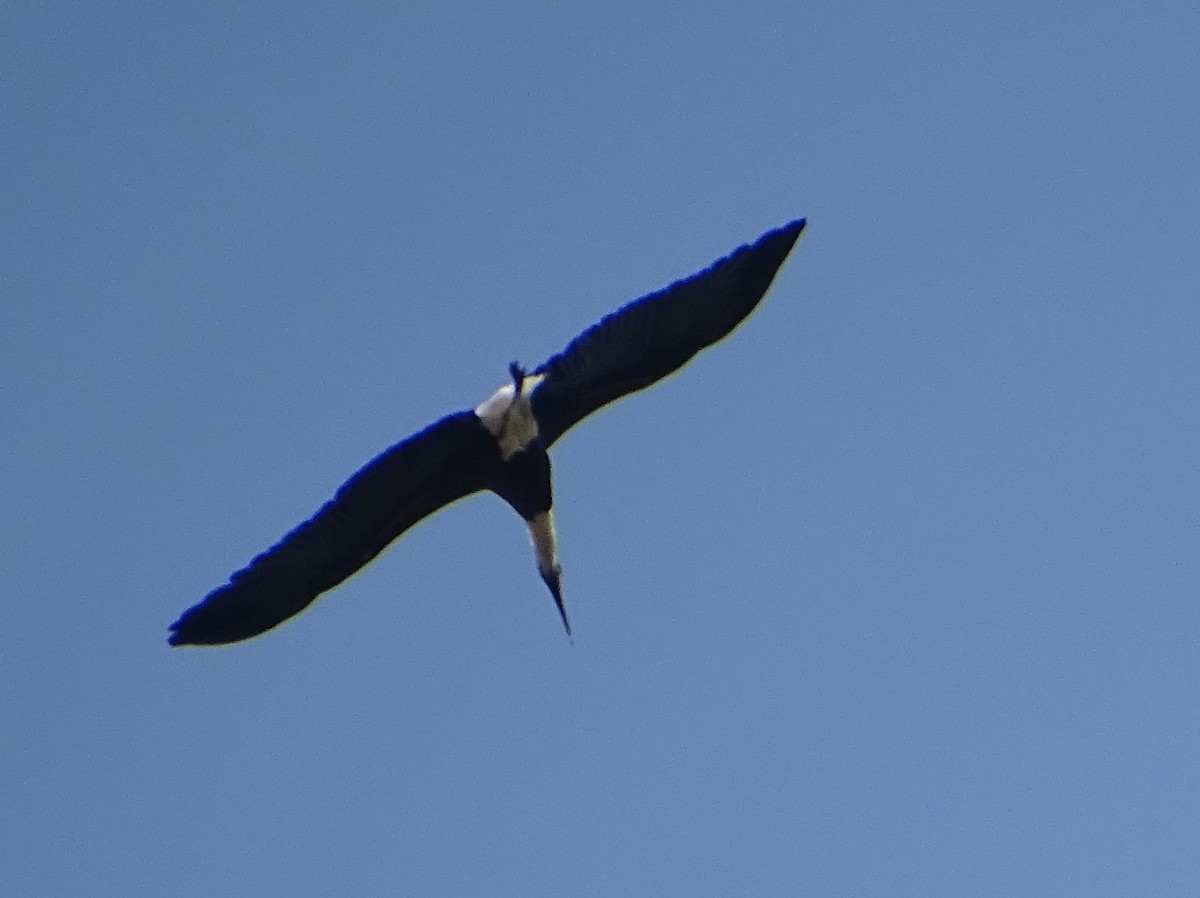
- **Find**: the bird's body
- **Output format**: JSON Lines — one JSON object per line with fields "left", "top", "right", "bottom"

{"left": 169, "top": 218, "right": 806, "bottom": 646}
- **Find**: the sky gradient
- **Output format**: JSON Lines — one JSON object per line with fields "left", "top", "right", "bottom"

{"left": 4, "top": 2, "right": 1199, "bottom": 895}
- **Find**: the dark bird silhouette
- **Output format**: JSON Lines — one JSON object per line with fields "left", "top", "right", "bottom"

{"left": 169, "top": 218, "right": 806, "bottom": 646}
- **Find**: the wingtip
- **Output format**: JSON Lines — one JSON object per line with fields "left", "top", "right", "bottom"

{"left": 166, "top": 619, "right": 192, "bottom": 647}
{"left": 777, "top": 217, "right": 807, "bottom": 245}
{"left": 165, "top": 604, "right": 242, "bottom": 647}
{"left": 741, "top": 217, "right": 807, "bottom": 280}
{"left": 748, "top": 218, "right": 807, "bottom": 266}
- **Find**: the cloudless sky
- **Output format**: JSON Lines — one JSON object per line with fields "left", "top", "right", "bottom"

{"left": 3, "top": 2, "right": 1199, "bottom": 895}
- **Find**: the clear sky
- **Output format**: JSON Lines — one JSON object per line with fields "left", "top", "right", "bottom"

{"left": 3, "top": 2, "right": 1198, "bottom": 895}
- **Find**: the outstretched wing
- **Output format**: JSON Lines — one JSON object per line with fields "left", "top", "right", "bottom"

{"left": 529, "top": 219, "right": 805, "bottom": 447}
{"left": 169, "top": 411, "right": 497, "bottom": 646}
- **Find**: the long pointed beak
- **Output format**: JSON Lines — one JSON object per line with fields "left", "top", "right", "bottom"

{"left": 541, "top": 567, "right": 572, "bottom": 644}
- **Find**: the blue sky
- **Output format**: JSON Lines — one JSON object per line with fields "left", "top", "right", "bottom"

{"left": 3, "top": 2, "right": 1198, "bottom": 895}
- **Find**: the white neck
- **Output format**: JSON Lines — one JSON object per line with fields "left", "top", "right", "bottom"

{"left": 473, "top": 374, "right": 546, "bottom": 460}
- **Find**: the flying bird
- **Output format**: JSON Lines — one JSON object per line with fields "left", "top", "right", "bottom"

{"left": 169, "top": 218, "right": 806, "bottom": 646}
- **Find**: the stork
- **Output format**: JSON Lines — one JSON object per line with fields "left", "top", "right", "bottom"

{"left": 168, "top": 218, "right": 806, "bottom": 646}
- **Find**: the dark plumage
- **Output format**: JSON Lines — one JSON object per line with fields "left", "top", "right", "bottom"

{"left": 169, "top": 218, "right": 806, "bottom": 646}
